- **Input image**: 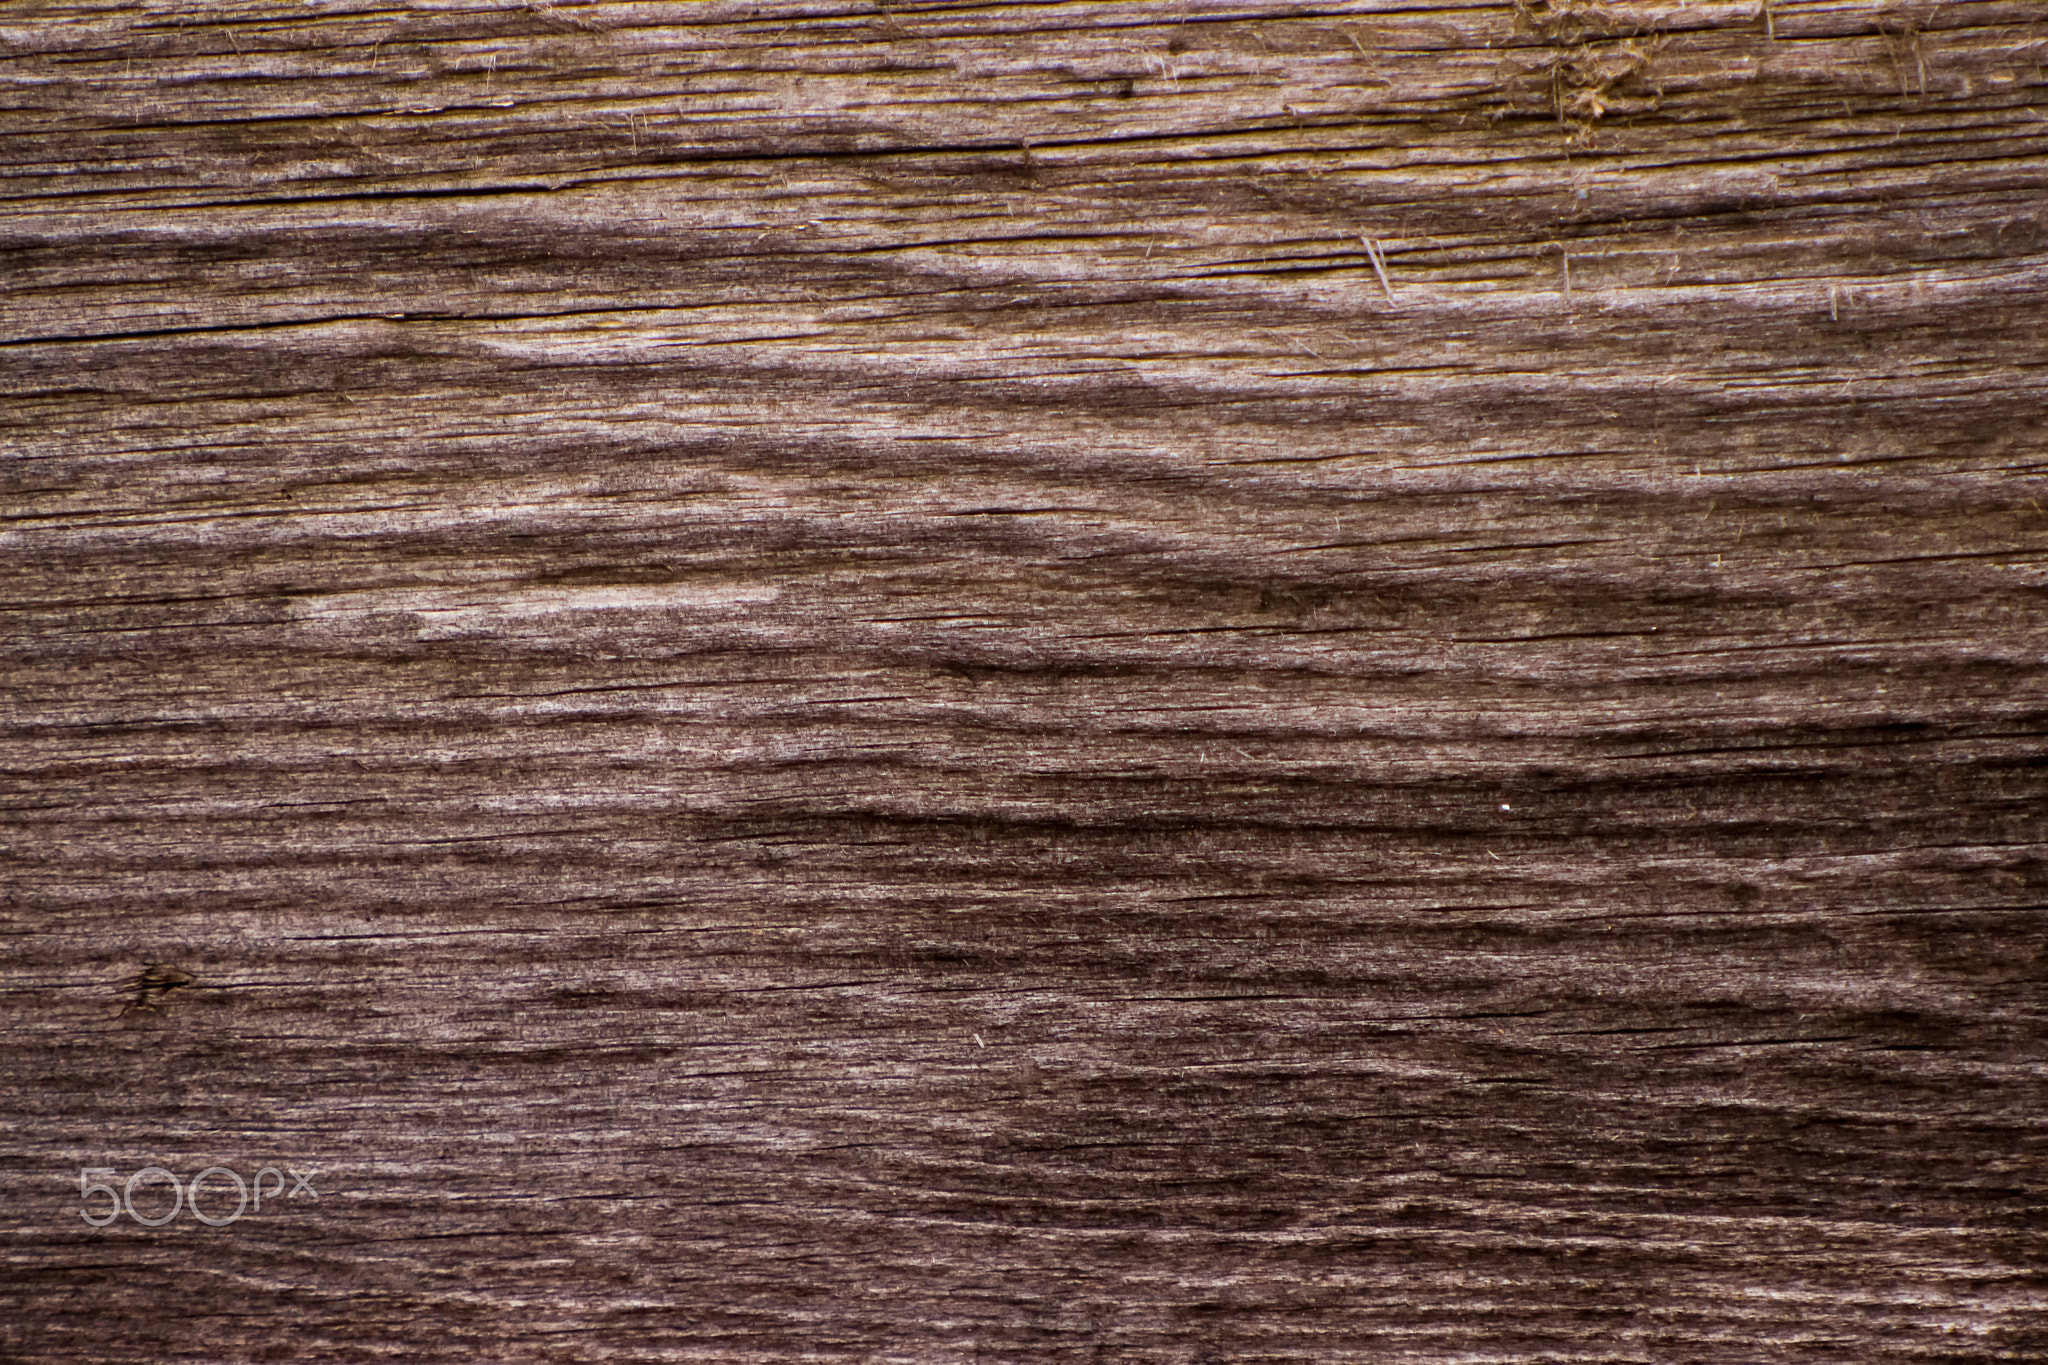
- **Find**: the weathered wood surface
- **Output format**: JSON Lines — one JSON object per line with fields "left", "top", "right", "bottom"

{"left": 3, "top": 1, "right": 2046, "bottom": 1360}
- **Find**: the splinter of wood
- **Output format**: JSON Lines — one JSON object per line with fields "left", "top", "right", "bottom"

{"left": 1362, "top": 235, "right": 1396, "bottom": 304}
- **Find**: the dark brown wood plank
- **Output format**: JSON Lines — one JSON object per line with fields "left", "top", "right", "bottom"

{"left": 3, "top": 2, "right": 2045, "bottom": 1361}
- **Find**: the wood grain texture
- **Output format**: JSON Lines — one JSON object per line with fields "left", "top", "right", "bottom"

{"left": 3, "top": 1, "right": 2046, "bottom": 1360}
